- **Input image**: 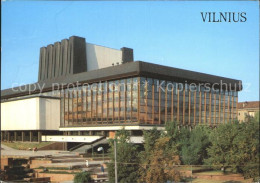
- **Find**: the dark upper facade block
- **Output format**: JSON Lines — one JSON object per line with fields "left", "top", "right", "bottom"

{"left": 38, "top": 36, "right": 87, "bottom": 82}
{"left": 121, "top": 47, "right": 134, "bottom": 63}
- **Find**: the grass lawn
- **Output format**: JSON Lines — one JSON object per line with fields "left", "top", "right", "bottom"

{"left": 2, "top": 142, "right": 53, "bottom": 150}
{"left": 176, "top": 166, "right": 210, "bottom": 171}
{"left": 190, "top": 170, "right": 252, "bottom": 183}
{"left": 194, "top": 170, "right": 224, "bottom": 175}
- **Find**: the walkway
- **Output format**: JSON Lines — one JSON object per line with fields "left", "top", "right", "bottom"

{"left": 0, "top": 144, "right": 75, "bottom": 157}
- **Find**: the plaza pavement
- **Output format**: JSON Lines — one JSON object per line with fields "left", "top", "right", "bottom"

{"left": 0, "top": 144, "right": 76, "bottom": 157}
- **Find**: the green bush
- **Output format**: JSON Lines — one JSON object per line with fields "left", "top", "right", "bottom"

{"left": 74, "top": 171, "right": 92, "bottom": 183}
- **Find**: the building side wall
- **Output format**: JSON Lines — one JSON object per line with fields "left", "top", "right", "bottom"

{"left": 39, "top": 98, "right": 60, "bottom": 130}
{"left": 1, "top": 97, "right": 60, "bottom": 131}
{"left": 238, "top": 108, "right": 259, "bottom": 122}
{"left": 86, "top": 43, "right": 122, "bottom": 71}
{"left": 1, "top": 98, "right": 39, "bottom": 130}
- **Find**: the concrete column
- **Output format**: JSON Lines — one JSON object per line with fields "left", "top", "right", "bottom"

{"left": 78, "top": 131, "right": 81, "bottom": 136}
{"left": 129, "top": 130, "right": 133, "bottom": 136}
{"left": 38, "top": 131, "right": 42, "bottom": 142}
{"left": 22, "top": 131, "right": 24, "bottom": 142}
{"left": 14, "top": 131, "right": 17, "bottom": 141}
{"left": 63, "top": 142, "right": 68, "bottom": 151}
{"left": 7, "top": 131, "right": 10, "bottom": 142}
{"left": 29, "top": 131, "right": 32, "bottom": 142}
{"left": 89, "top": 131, "right": 93, "bottom": 136}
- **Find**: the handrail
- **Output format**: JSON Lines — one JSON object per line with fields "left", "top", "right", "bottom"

{"left": 69, "top": 142, "right": 87, "bottom": 151}
{"left": 69, "top": 136, "right": 106, "bottom": 151}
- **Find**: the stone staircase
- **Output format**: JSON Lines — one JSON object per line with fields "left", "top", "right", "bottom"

{"left": 30, "top": 153, "right": 109, "bottom": 182}
{"left": 1, "top": 158, "right": 50, "bottom": 182}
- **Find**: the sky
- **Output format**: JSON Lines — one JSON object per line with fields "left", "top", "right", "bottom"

{"left": 1, "top": 1, "right": 259, "bottom": 102}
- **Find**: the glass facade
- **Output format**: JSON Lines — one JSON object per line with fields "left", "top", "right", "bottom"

{"left": 54, "top": 77, "right": 238, "bottom": 127}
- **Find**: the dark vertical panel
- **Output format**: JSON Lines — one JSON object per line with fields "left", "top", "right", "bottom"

{"left": 76, "top": 90, "right": 78, "bottom": 123}
{"left": 227, "top": 93, "right": 230, "bottom": 122}
{"left": 45, "top": 46, "right": 50, "bottom": 79}
{"left": 54, "top": 42, "right": 61, "bottom": 78}
{"left": 232, "top": 95, "right": 234, "bottom": 121}
{"left": 64, "top": 91, "right": 66, "bottom": 127}
{"left": 152, "top": 83, "right": 154, "bottom": 124}
{"left": 42, "top": 47, "right": 47, "bottom": 81}
{"left": 112, "top": 83, "right": 115, "bottom": 123}
{"left": 47, "top": 44, "right": 53, "bottom": 80}
{"left": 214, "top": 93, "right": 216, "bottom": 125}
{"left": 38, "top": 48, "right": 43, "bottom": 81}
{"left": 204, "top": 92, "right": 206, "bottom": 124}
{"left": 199, "top": 91, "right": 201, "bottom": 124}
{"left": 39, "top": 47, "right": 47, "bottom": 81}
{"left": 121, "top": 47, "right": 134, "bottom": 63}
{"left": 69, "top": 36, "right": 87, "bottom": 74}
{"left": 183, "top": 90, "right": 185, "bottom": 125}
{"left": 165, "top": 84, "right": 167, "bottom": 123}
{"left": 194, "top": 91, "right": 196, "bottom": 125}
{"left": 158, "top": 82, "right": 161, "bottom": 124}
{"left": 218, "top": 93, "right": 221, "bottom": 124}
{"left": 59, "top": 41, "right": 63, "bottom": 77}
{"left": 101, "top": 83, "right": 104, "bottom": 123}
{"left": 171, "top": 87, "right": 174, "bottom": 122}
{"left": 85, "top": 88, "right": 88, "bottom": 123}
{"left": 68, "top": 38, "right": 73, "bottom": 75}
{"left": 223, "top": 94, "right": 225, "bottom": 123}
{"left": 81, "top": 89, "right": 83, "bottom": 125}
{"left": 209, "top": 92, "right": 212, "bottom": 125}
{"left": 177, "top": 89, "right": 180, "bottom": 124}
{"left": 60, "top": 40, "right": 66, "bottom": 76}
{"left": 188, "top": 90, "right": 191, "bottom": 125}
{"left": 124, "top": 80, "right": 127, "bottom": 123}
{"left": 61, "top": 39, "right": 69, "bottom": 76}
{"left": 52, "top": 44, "right": 56, "bottom": 79}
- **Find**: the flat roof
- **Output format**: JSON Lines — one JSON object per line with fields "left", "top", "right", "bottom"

{"left": 1, "top": 61, "right": 242, "bottom": 99}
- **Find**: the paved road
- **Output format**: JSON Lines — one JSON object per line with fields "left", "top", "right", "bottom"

{"left": 0, "top": 144, "right": 76, "bottom": 157}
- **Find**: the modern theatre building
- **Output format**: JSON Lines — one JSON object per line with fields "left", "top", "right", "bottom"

{"left": 1, "top": 36, "right": 242, "bottom": 146}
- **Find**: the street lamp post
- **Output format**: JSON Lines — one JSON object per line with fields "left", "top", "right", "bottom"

{"left": 114, "top": 140, "right": 118, "bottom": 183}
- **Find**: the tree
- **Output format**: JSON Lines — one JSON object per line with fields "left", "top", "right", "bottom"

{"left": 140, "top": 128, "right": 161, "bottom": 161}
{"left": 74, "top": 171, "right": 92, "bottom": 183}
{"left": 181, "top": 126, "right": 211, "bottom": 165}
{"left": 139, "top": 123, "right": 181, "bottom": 183}
{"left": 138, "top": 128, "right": 162, "bottom": 182}
{"left": 141, "top": 137, "right": 181, "bottom": 183}
{"left": 205, "top": 116, "right": 259, "bottom": 181}
{"left": 163, "top": 120, "right": 184, "bottom": 154}
{"left": 163, "top": 121, "right": 211, "bottom": 165}
{"left": 107, "top": 129, "right": 140, "bottom": 183}
{"left": 234, "top": 115, "right": 259, "bottom": 180}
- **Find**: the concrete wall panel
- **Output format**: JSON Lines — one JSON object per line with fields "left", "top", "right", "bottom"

{"left": 1, "top": 97, "right": 60, "bottom": 131}
{"left": 86, "top": 43, "right": 122, "bottom": 71}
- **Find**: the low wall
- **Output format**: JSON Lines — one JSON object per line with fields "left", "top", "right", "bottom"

{"left": 29, "top": 159, "right": 52, "bottom": 169}
{"left": 37, "top": 172, "right": 75, "bottom": 182}
{"left": 1, "top": 157, "right": 13, "bottom": 170}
